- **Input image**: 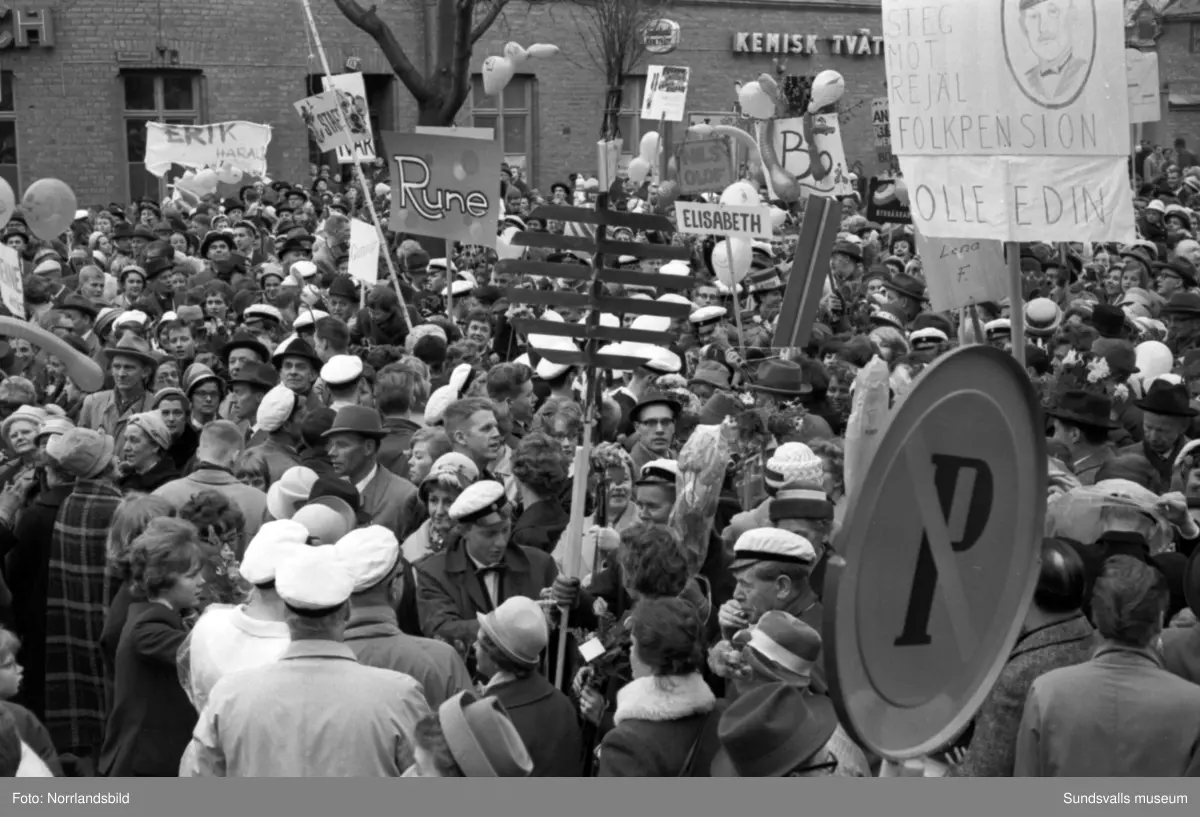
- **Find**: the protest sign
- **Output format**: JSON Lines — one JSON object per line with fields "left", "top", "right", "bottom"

{"left": 674, "top": 201, "right": 772, "bottom": 239}
{"left": 382, "top": 131, "right": 504, "bottom": 249}
{"left": 642, "top": 65, "right": 689, "bottom": 122}
{"left": 348, "top": 218, "right": 380, "bottom": 285}
{"left": 0, "top": 244, "right": 24, "bottom": 319}
{"left": 873, "top": 97, "right": 891, "bottom": 162}
{"left": 915, "top": 230, "right": 1008, "bottom": 313}
{"left": 677, "top": 139, "right": 733, "bottom": 194}
{"left": 144, "top": 121, "right": 272, "bottom": 178}
{"left": 761, "top": 113, "right": 853, "bottom": 200}
{"left": 866, "top": 177, "right": 911, "bottom": 225}
{"left": 883, "top": 0, "right": 1134, "bottom": 243}
{"left": 294, "top": 91, "right": 353, "bottom": 154}
{"left": 321, "top": 72, "right": 375, "bottom": 164}
{"left": 1126, "top": 48, "right": 1161, "bottom": 125}
{"left": 414, "top": 126, "right": 495, "bottom": 140}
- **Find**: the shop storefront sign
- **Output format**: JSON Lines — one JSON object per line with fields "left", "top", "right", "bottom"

{"left": 734, "top": 29, "right": 882, "bottom": 57}
{"left": 0, "top": 6, "right": 54, "bottom": 49}
{"left": 643, "top": 19, "right": 681, "bottom": 55}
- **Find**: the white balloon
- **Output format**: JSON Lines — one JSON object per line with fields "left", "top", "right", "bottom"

{"left": 769, "top": 206, "right": 788, "bottom": 230}
{"left": 711, "top": 238, "right": 753, "bottom": 286}
{"left": 526, "top": 43, "right": 559, "bottom": 59}
{"left": 809, "top": 70, "right": 846, "bottom": 112}
{"left": 181, "top": 170, "right": 196, "bottom": 180}
{"left": 719, "top": 180, "right": 760, "bottom": 207}
{"left": 504, "top": 42, "right": 529, "bottom": 63}
{"left": 194, "top": 168, "right": 219, "bottom": 194}
{"left": 496, "top": 226, "right": 524, "bottom": 260}
{"left": 738, "top": 81, "right": 775, "bottom": 120}
{"left": 482, "top": 56, "right": 516, "bottom": 96}
{"left": 627, "top": 157, "right": 651, "bottom": 186}
{"left": 638, "top": 132, "right": 660, "bottom": 164}
{"left": 216, "top": 165, "right": 242, "bottom": 185}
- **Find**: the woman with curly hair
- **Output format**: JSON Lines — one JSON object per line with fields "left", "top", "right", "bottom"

{"left": 595, "top": 596, "right": 721, "bottom": 777}
{"left": 402, "top": 453, "right": 480, "bottom": 568}
{"left": 179, "top": 490, "right": 252, "bottom": 608}
{"left": 510, "top": 432, "right": 570, "bottom": 553}
{"left": 550, "top": 442, "right": 638, "bottom": 583}
{"left": 100, "top": 495, "right": 179, "bottom": 675}
{"left": 98, "top": 518, "right": 204, "bottom": 777}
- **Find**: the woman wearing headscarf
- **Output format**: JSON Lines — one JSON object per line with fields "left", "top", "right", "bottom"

{"left": 402, "top": 453, "right": 479, "bottom": 569}
{"left": 115, "top": 412, "right": 180, "bottom": 493}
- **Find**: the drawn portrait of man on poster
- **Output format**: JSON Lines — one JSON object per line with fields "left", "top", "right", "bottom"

{"left": 1006, "top": 0, "right": 1095, "bottom": 109}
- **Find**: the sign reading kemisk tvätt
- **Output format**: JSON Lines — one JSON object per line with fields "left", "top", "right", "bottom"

{"left": 882, "top": 0, "right": 1134, "bottom": 243}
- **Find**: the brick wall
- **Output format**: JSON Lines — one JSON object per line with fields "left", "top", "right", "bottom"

{"left": 3, "top": 0, "right": 885, "bottom": 201}
{"left": 1158, "top": 17, "right": 1200, "bottom": 149}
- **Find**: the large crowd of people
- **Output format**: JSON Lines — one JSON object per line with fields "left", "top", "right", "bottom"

{"left": 0, "top": 130, "right": 1199, "bottom": 778}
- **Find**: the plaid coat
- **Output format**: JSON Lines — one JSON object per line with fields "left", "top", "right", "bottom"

{"left": 44, "top": 478, "right": 123, "bottom": 755}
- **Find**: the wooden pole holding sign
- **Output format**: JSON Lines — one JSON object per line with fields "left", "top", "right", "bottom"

{"left": 1007, "top": 243, "right": 1025, "bottom": 369}
{"left": 299, "top": 0, "right": 412, "bottom": 333}
{"left": 445, "top": 238, "right": 454, "bottom": 323}
{"left": 726, "top": 240, "right": 748, "bottom": 350}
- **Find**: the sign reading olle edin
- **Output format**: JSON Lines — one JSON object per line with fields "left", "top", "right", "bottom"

{"left": 734, "top": 29, "right": 883, "bottom": 56}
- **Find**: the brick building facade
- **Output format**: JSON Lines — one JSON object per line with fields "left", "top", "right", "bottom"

{"left": 0, "top": 0, "right": 888, "bottom": 206}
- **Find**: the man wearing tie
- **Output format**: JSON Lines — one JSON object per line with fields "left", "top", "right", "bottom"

{"left": 1018, "top": 0, "right": 1088, "bottom": 106}
{"left": 415, "top": 481, "right": 558, "bottom": 651}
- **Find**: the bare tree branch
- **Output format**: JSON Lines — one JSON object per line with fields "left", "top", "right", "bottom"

{"left": 470, "top": 0, "right": 510, "bottom": 46}
{"left": 330, "top": 0, "right": 433, "bottom": 104}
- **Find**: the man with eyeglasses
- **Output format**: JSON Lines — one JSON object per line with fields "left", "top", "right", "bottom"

{"left": 184, "top": 364, "right": 225, "bottom": 435}
{"left": 1153, "top": 258, "right": 1197, "bottom": 300}
{"left": 628, "top": 392, "right": 680, "bottom": 474}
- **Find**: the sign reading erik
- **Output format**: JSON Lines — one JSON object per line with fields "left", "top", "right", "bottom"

{"left": 383, "top": 131, "right": 504, "bottom": 249}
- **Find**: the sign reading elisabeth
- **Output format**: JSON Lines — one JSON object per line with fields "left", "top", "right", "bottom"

{"left": 883, "top": 0, "right": 1134, "bottom": 243}
{"left": 383, "top": 131, "right": 504, "bottom": 249}
{"left": 674, "top": 201, "right": 772, "bottom": 240}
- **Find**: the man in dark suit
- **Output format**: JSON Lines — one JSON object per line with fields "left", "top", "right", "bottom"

{"left": 1018, "top": 0, "right": 1087, "bottom": 105}
{"left": 415, "top": 481, "right": 557, "bottom": 647}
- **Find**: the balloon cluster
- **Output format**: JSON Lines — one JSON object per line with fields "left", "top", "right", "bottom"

{"left": 709, "top": 180, "right": 785, "bottom": 287}
{"left": 482, "top": 42, "right": 561, "bottom": 97}
{"left": 733, "top": 69, "right": 846, "bottom": 204}
{"left": 175, "top": 163, "right": 246, "bottom": 199}
{"left": 627, "top": 132, "right": 660, "bottom": 186}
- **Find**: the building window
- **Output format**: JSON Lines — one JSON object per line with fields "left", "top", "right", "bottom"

{"left": 122, "top": 71, "right": 202, "bottom": 201}
{"left": 471, "top": 76, "right": 535, "bottom": 181}
{"left": 0, "top": 72, "right": 16, "bottom": 194}
{"left": 305, "top": 73, "right": 394, "bottom": 170}
{"left": 617, "top": 76, "right": 659, "bottom": 161}
{"left": 1192, "top": 23, "right": 1200, "bottom": 53}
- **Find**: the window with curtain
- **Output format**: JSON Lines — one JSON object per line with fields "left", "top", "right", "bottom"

{"left": 0, "top": 72, "right": 17, "bottom": 194}
{"left": 618, "top": 76, "right": 658, "bottom": 161}
{"left": 122, "top": 72, "right": 203, "bottom": 202}
{"left": 471, "top": 75, "right": 535, "bottom": 182}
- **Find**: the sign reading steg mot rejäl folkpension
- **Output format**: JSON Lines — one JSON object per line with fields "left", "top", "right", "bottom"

{"left": 883, "top": 0, "right": 1135, "bottom": 243}
{"left": 674, "top": 201, "right": 772, "bottom": 239}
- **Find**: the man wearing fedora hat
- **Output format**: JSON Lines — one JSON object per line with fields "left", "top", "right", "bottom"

{"left": 710, "top": 682, "right": 841, "bottom": 777}
{"left": 77, "top": 336, "right": 158, "bottom": 439}
{"left": 881, "top": 272, "right": 927, "bottom": 323}
{"left": 1047, "top": 390, "right": 1119, "bottom": 486}
{"left": 748, "top": 359, "right": 811, "bottom": 408}
{"left": 1121, "top": 379, "right": 1198, "bottom": 486}
{"left": 408, "top": 691, "right": 534, "bottom": 777}
{"left": 473, "top": 596, "right": 582, "bottom": 776}
{"left": 1162, "top": 292, "right": 1200, "bottom": 356}
{"left": 325, "top": 405, "right": 422, "bottom": 542}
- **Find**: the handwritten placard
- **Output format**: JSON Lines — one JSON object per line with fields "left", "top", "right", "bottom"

{"left": 678, "top": 139, "right": 733, "bottom": 194}
{"left": 0, "top": 244, "right": 24, "bottom": 319}
{"left": 916, "top": 231, "right": 1007, "bottom": 313}
{"left": 674, "top": 201, "right": 772, "bottom": 239}
{"left": 642, "top": 65, "right": 690, "bottom": 122}
{"left": 762, "top": 114, "right": 853, "bottom": 200}
{"left": 382, "top": 131, "right": 504, "bottom": 249}
{"left": 143, "top": 121, "right": 272, "bottom": 178}
{"left": 883, "top": 0, "right": 1134, "bottom": 242}
{"left": 1126, "top": 48, "right": 1161, "bottom": 125}
{"left": 321, "top": 72, "right": 376, "bottom": 164}
{"left": 294, "top": 91, "right": 353, "bottom": 154}
{"left": 348, "top": 218, "right": 380, "bottom": 285}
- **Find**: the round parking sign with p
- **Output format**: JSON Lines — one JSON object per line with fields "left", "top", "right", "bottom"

{"left": 824, "top": 346, "right": 1046, "bottom": 759}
